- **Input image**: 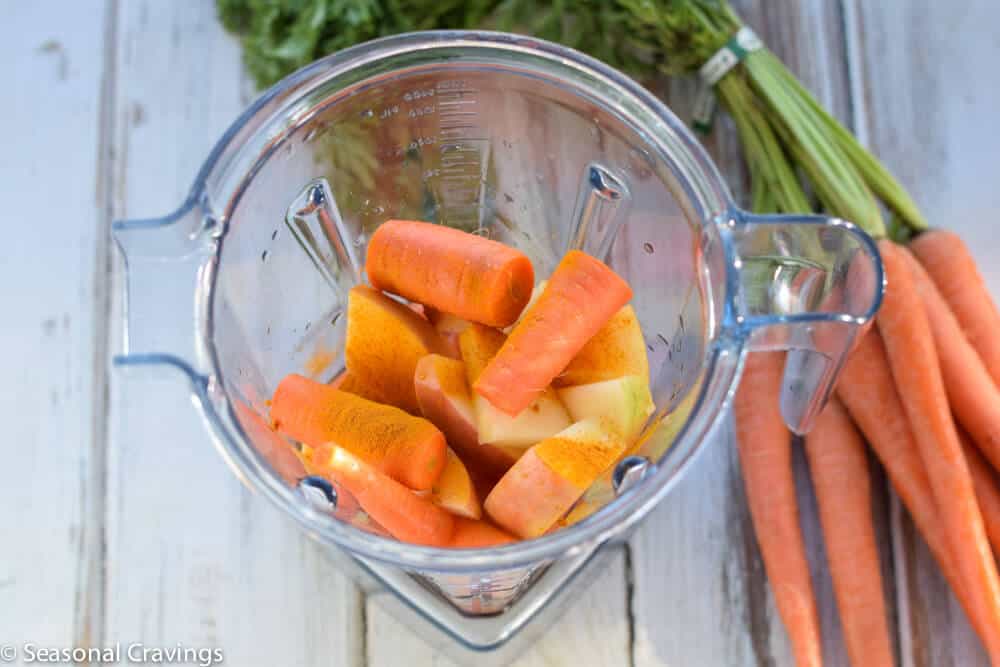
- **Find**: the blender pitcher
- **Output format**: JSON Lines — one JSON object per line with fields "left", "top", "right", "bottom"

{"left": 113, "top": 31, "right": 883, "bottom": 655}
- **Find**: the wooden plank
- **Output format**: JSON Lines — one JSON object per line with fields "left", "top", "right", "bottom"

{"left": 630, "top": 1, "right": 899, "bottom": 665}
{"left": 366, "top": 550, "right": 630, "bottom": 667}
{"left": 846, "top": 0, "right": 1000, "bottom": 663}
{"left": 103, "top": 3, "right": 363, "bottom": 665}
{"left": 0, "top": 0, "right": 112, "bottom": 651}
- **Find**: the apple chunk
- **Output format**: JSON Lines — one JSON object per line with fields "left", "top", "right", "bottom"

{"left": 458, "top": 323, "right": 571, "bottom": 448}
{"left": 413, "top": 354, "right": 520, "bottom": 479}
{"left": 557, "top": 375, "right": 654, "bottom": 443}
{"left": 554, "top": 305, "right": 650, "bottom": 387}
{"left": 425, "top": 309, "right": 471, "bottom": 360}
{"left": 484, "top": 419, "right": 625, "bottom": 539}
{"left": 345, "top": 285, "right": 446, "bottom": 414}
{"left": 429, "top": 447, "right": 481, "bottom": 519}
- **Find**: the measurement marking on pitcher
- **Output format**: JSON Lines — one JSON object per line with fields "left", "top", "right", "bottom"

{"left": 434, "top": 84, "right": 483, "bottom": 228}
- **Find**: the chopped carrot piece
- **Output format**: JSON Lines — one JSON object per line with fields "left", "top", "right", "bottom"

{"left": 312, "top": 444, "right": 454, "bottom": 546}
{"left": 474, "top": 250, "right": 632, "bottom": 416}
{"left": 271, "top": 374, "right": 446, "bottom": 491}
{"left": 448, "top": 517, "right": 516, "bottom": 548}
{"left": 366, "top": 219, "right": 535, "bottom": 327}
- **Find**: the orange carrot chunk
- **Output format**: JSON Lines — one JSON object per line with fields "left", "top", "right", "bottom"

{"left": 365, "top": 219, "right": 535, "bottom": 328}
{"left": 311, "top": 443, "right": 454, "bottom": 546}
{"left": 838, "top": 329, "right": 993, "bottom": 646}
{"left": 804, "top": 397, "right": 893, "bottom": 667}
{"left": 900, "top": 248, "right": 1000, "bottom": 472}
{"left": 876, "top": 240, "right": 1000, "bottom": 663}
{"left": 911, "top": 230, "right": 1000, "bottom": 387}
{"left": 448, "top": 517, "right": 517, "bottom": 548}
{"left": 474, "top": 250, "right": 633, "bottom": 416}
{"left": 270, "top": 374, "right": 447, "bottom": 491}
{"left": 735, "top": 352, "right": 822, "bottom": 667}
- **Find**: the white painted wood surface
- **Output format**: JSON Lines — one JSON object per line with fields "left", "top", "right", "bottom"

{"left": 3, "top": 1, "right": 1000, "bottom": 665}
{"left": 367, "top": 551, "right": 630, "bottom": 667}
{"left": 0, "top": 0, "right": 110, "bottom": 653}
{"left": 103, "top": 3, "right": 363, "bottom": 666}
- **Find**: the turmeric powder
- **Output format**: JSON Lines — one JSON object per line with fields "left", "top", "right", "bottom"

{"left": 344, "top": 285, "right": 447, "bottom": 415}
{"left": 335, "top": 370, "right": 409, "bottom": 408}
{"left": 271, "top": 374, "right": 446, "bottom": 491}
{"left": 534, "top": 420, "right": 625, "bottom": 489}
{"left": 554, "top": 305, "right": 649, "bottom": 387}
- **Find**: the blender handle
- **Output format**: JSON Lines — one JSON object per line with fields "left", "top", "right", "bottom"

{"left": 722, "top": 211, "right": 885, "bottom": 434}
{"left": 112, "top": 195, "right": 220, "bottom": 388}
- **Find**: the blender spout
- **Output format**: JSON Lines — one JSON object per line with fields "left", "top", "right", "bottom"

{"left": 111, "top": 196, "right": 220, "bottom": 384}
{"left": 724, "top": 212, "right": 885, "bottom": 433}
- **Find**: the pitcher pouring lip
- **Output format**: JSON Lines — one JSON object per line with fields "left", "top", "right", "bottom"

{"left": 715, "top": 211, "right": 884, "bottom": 434}
{"left": 110, "top": 30, "right": 883, "bottom": 648}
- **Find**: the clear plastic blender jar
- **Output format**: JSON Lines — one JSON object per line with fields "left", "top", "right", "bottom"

{"left": 113, "top": 31, "right": 882, "bottom": 658}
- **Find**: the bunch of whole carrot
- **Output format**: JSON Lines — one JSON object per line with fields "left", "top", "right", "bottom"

{"left": 737, "top": 230, "right": 1000, "bottom": 666}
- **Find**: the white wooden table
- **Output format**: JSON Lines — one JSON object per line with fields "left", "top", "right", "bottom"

{"left": 4, "top": 1, "right": 999, "bottom": 665}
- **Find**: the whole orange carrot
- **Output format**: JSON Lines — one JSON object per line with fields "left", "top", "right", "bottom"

{"left": 474, "top": 250, "right": 632, "bottom": 416}
{"left": 735, "top": 351, "right": 822, "bottom": 667}
{"left": 899, "top": 248, "right": 1000, "bottom": 472}
{"left": 911, "top": 230, "right": 1000, "bottom": 386}
{"left": 837, "top": 329, "right": 993, "bottom": 646}
{"left": 876, "top": 240, "right": 1000, "bottom": 662}
{"left": 366, "top": 219, "right": 535, "bottom": 328}
{"left": 804, "top": 397, "right": 893, "bottom": 667}
{"left": 960, "top": 430, "right": 1000, "bottom": 556}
